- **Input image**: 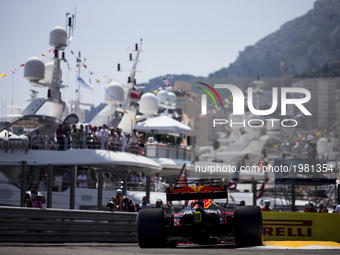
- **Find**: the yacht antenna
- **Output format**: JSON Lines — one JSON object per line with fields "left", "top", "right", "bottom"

{"left": 76, "top": 50, "right": 82, "bottom": 119}
{"left": 125, "top": 39, "right": 143, "bottom": 106}
{"left": 129, "top": 38, "right": 142, "bottom": 82}
{"left": 66, "top": 8, "right": 76, "bottom": 45}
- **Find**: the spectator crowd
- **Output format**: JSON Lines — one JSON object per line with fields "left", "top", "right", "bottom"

{"left": 105, "top": 189, "right": 164, "bottom": 213}
{"left": 30, "top": 124, "right": 145, "bottom": 154}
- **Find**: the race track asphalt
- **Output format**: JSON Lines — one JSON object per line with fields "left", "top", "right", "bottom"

{"left": 0, "top": 242, "right": 340, "bottom": 255}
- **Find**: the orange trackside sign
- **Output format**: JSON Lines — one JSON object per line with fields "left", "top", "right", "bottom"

{"left": 262, "top": 212, "right": 340, "bottom": 242}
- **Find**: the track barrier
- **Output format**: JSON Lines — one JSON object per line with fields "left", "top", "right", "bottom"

{"left": 0, "top": 206, "right": 137, "bottom": 242}
{"left": 262, "top": 211, "right": 340, "bottom": 243}
{"left": 0, "top": 206, "right": 339, "bottom": 243}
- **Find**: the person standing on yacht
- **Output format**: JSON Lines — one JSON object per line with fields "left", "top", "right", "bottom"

{"left": 56, "top": 124, "right": 64, "bottom": 150}
{"left": 79, "top": 124, "right": 85, "bottom": 149}
{"left": 154, "top": 173, "right": 162, "bottom": 192}
{"left": 140, "top": 172, "right": 147, "bottom": 186}
{"left": 130, "top": 172, "right": 139, "bottom": 183}
{"left": 62, "top": 124, "right": 71, "bottom": 149}
{"left": 62, "top": 170, "right": 71, "bottom": 191}
{"left": 108, "top": 128, "right": 118, "bottom": 151}
{"left": 131, "top": 129, "right": 138, "bottom": 153}
{"left": 89, "top": 126, "right": 98, "bottom": 149}
{"left": 137, "top": 134, "right": 145, "bottom": 155}
{"left": 99, "top": 124, "right": 109, "bottom": 150}
{"left": 77, "top": 170, "right": 87, "bottom": 188}
{"left": 71, "top": 126, "right": 80, "bottom": 149}
{"left": 24, "top": 182, "right": 46, "bottom": 208}
{"left": 31, "top": 130, "right": 43, "bottom": 150}
{"left": 116, "top": 128, "right": 126, "bottom": 151}
{"left": 84, "top": 125, "right": 91, "bottom": 148}
{"left": 123, "top": 134, "right": 131, "bottom": 152}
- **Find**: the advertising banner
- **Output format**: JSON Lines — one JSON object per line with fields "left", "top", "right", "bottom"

{"left": 263, "top": 212, "right": 340, "bottom": 242}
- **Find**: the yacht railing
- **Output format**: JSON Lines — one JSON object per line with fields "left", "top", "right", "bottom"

{"left": 28, "top": 134, "right": 143, "bottom": 154}
{"left": 2, "top": 134, "right": 191, "bottom": 160}
{"left": 144, "top": 143, "right": 191, "bottom": 161}
{"left": 1, "top": 178, "right": 166, "bottom": 193}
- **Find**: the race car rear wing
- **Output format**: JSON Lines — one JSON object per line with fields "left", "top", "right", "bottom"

{"left": 166, "top": 185, "right": 228, "bottom": 201}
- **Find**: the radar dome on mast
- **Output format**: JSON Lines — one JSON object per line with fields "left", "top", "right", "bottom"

{"left": 49, "top": 26, "right": 67, "bottom": 49}
{"left": 104, "top": 82, "right": 124, "bottom": 106}
{"left": 317, "top": 138, "right": 329, "bottom": 155}
{"left": 24, "top": 57, "right": 45, "bottom": 82}
{"left": 168, "top": 92, "right": 177, "bottom": 107}
{"left": 157, "top": 90, "right": 170, "bottom": 105}
{"left": 40, "top": 62, "right": 62, "bottom": 85}
{"left": 139, "top": 93, "right": 158, "bottom": 116}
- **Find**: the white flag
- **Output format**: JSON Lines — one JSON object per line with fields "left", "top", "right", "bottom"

{"left": 76, "top": 75, "right": 93, "bottom": 90}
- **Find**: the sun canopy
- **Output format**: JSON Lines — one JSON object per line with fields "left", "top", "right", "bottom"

{"left": 134, "top": 115, "right": 193, "bottom": 135}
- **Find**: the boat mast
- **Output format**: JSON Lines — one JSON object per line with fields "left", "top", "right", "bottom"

{"left": 130, "top": 38, "right": 142, "bottom": 82}
{"left": 125, "top": 39, "right": 142, "bottom": 107}
{"left": 76, "top": 50, "right": 81, "bottom": 120}
{"left": 66, "top": 9, "right": 88, "bottom": 123}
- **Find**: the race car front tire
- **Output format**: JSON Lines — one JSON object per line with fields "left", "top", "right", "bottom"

{"left": 137, "top": 208, "right": 167, "bottom": 248}
{"left": 234, "top": 205, "right": 263, "bottom": 247}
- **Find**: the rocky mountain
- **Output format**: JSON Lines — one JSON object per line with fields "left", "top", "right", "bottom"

{"left": 209, "top": 0, "right": 340, "bottom": 78}
{"left": 296, "top": 61, "right": 340, "bottom": 78}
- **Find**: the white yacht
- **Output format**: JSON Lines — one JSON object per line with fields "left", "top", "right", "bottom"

{"left": 0, "top": 24, "right": 163, "bottom": 209}
{"left": 0, "top": 15, "right": 200, "bottom": 210}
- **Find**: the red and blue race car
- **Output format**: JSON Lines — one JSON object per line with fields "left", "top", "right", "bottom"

{"left": 137, "top": 182, "right": 263, "bottom": 248}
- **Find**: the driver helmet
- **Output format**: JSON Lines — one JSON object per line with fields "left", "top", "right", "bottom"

{"left": 264, "top": 200, "right": 271, "bottom": 205}
{"left": 156, "top": 199, "right": 163, "bottom": 205}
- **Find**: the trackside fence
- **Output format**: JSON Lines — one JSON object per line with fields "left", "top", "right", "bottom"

{"left": 1, "top": 206, "right": 339, "bottom": 243}
{"left": 0, "top": 206, "right": 137, "bottom": 243}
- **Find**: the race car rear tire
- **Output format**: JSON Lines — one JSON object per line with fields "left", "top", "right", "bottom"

{"left": 137, "top": 208, "right": 167, "bottom": 248}
{"left": 234, "top": 205, "right": 263, "bottom": 247}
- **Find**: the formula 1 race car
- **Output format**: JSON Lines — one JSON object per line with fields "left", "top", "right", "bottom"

{"left": 137, "top": 182, "right": 263, "bottom": 248}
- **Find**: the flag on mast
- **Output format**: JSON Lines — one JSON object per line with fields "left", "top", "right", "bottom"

{"left": 256, "top": 156, "right": 269, "bottom": 199}
{"left": 10, "top": 68, "right": 18, "bottom": 74}
{"left": 227, "top": 162, "right": 240, "bottom": 190}
{"left": 175, "top": 163, "right": 189, "bottom": 206}
{"left": 76, "top": 75, "right": 93, "bottom": 90}
{"left": 256, "top": 172, "right": 268, "bottom": 199}
{"left": 175, "top": 163, "right": 187, "bottom": 187}
{"left": 227, "top": 154, "right": 248, "bottom": 190}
